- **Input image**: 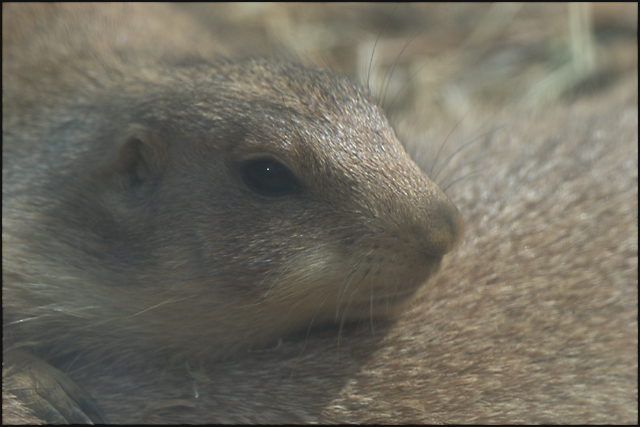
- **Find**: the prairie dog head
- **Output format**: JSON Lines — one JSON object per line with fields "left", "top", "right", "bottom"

{"left": 5, "top": 53, "right": 463, "bottom": 362}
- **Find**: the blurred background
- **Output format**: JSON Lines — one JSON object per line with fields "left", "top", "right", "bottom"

{"left": 178, "top": 3, "right": 637, "bottom": 138}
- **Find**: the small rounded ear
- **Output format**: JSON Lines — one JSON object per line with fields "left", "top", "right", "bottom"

{"left": 114, "top": 124, "right": 169, "bottom": 190}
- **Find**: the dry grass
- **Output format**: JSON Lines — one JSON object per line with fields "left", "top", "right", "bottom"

{"left": 179, "top": 3, "right": 637, "bottom": 131}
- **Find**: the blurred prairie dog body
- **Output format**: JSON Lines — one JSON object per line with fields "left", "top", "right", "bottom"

{"left": 3, "top": 3, "right": 463, "bottom": 423}
{"left": 3, "top": 3, "right": 638, "bottom": 424}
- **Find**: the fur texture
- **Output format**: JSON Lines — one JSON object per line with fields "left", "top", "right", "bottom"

{"left": 3, "top": 3, "right": 637, "bottom": 424}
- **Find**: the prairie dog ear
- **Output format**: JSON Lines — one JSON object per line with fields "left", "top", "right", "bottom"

{"left": 113, "top": 124, "right": 169, "bottom": 190}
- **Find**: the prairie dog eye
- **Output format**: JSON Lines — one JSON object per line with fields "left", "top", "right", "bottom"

{"left": 242, "top": 158, "right": 300, "bottom": 196}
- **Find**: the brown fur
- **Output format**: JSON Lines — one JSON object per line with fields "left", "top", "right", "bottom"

{"left": 3, "top": 3, "right": 637, "bottom": 424}
{"left": 63, "top": 77, "right": 637, "bottom": 424}
{"left": 3, "top": 3, "right": 464, "bottom": 423}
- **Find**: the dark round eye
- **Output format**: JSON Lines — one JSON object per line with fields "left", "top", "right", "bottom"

{"left": 241, "top": 158, "right": 300, "bottom": 196}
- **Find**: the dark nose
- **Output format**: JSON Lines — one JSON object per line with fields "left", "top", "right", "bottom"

{"left": 422, "top": 192, "right": 464, "bottom": 257}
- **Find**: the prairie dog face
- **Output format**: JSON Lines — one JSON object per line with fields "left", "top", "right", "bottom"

{"left": 4, "top": 52, "right": 462, "bottom": 362}
{"left": 104, "top": 59, "right": 462, "bottom": 357}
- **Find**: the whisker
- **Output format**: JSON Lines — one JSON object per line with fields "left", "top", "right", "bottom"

{"left": 366, "top": 4, "right": 399, "bottom": 91}
{"left": 380, "top": 30, "right": 422, "bottom": 108}
{"left": 335, "top": 249, "right": 374, "bottom": 319}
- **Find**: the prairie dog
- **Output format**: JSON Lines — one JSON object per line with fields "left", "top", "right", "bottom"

{"left": 3, "top": 3, "right": 462, "bottom": 423}
{"left": 4, "top": 3, "right": 637, "bottom": 424}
